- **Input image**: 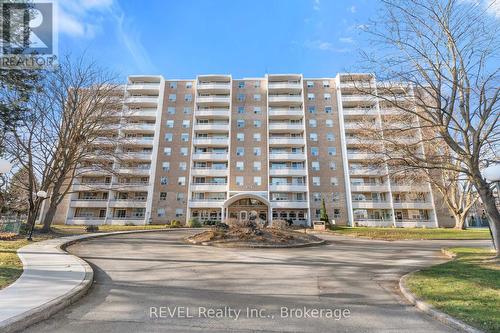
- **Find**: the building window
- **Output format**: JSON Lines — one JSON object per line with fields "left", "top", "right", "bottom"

{"left": 236, "top": 147, "right": 245, "bottom": 156}
{"left": 178, "top": 177, "right": 186, "bottom": 186}
{"left": 253, "top": 147, "right": 261, "bottom": 156}
{"left": 180, "top": 147, "right": 188, "bottom": 156}
{"left": 237, "top": 94, "right": 245, "bottom": 101}
{"left": 168, "top": 94, "right": 176, "bottom": 101}
{"left": 332, "top": 193, "right": 340, "bottom": 202}
{"left": 307, "top": 81, "right": 314, "bottom": 88}
{"left": 185, "top": 82, "right": 192, "bottom": 88}
{"left": 237, "top": 133, "right": 245, "bottom": 141}
{"left": 325, "top": 119, "right": 333, "bottom": 127}
{"left": 166, "top": 120, "right": 174, "bottom": 128}
{"left": 167, "top": 107, "right": 175, "bottom": 114}
{"left": 254, "top": 177, "right": 261, "bottom": 186}
{"left": 323, "top": 80, "right": 330, "bottom": 88}
{"left": 253, "top": 94, "right": 261, "bottom": 101}
{"left": 237, "top": 119, "right": 245, "bottom": 128}
{"left": 333, "top": 209, "right": 341, "bottom": 218}
{"left": 311, "top": 147, "right": 319, "bottom": 156}
{"left": 313, "top": 192, "right": 321, "bottom": 202}
{"left": 157, "top": 208, "right": 166, "bottom": 217}
{"left": 164, "top": 147, "right": 171, "bottom": 156}
{"left": 177, "top": 192, "right": 185, "bottom": 201}
{"left": 182, "top": 120, "right": 190, "bottom": 128}
{"left": 253, "top": 161, "right": 261, "bottom": 171}
{"left": 308, "top": 106, "right": 316, "bottom": 113}
{"left": 179, "top": 162, "right": 187, "bottom": 171}
{"left": 175, "top": 208, "right": 184, "bottom": 217}
{"left": 330, "top": 161, "right": 337, "bottom": 170}
{"left": 238, "top": 81, "right": 245, "bottom": 88}
{"left": 331, "top": 177, "right": 339, "bottom": 186}
{"left": 253, "top": 133, "right": 261, "bottom": 142}
{"left": 183, "top": 107, "right": 191, "bottom": 114}
{"left": 162, "top": 162, "right": 170, "bottom": 172}
{"left": 324, "top": 93, "right": 331, "bottom": 100}
{"left": 311, "top": 161, "right": 320, "bottom": 171}
{"left": 238, "top": 106, "right": 245, "bottom": 114}
{"left": 328, "top": 147, "right": 336, "bottom": 156}
{"left": 309, "top": 119, "right": 317, "bottom": 128}
{"left": 253, "top": 120, "right": 261, "bottom": 128}
{"left": 310, "top": 133, "right": 318, "bottom": 141}
{"left": 315, "top": 209, "right": 321, "bottom": 218}
{"left": 160, "top": 177, "right": 168, "bottom": 185}
{"left": 159, "top": 192, "right": 167, "bottom": 201}
{"left": 181, "top": 133, "right": 189, "bottom": 142}
{"left": 169, "top": 82, "right": 177, "bottom": 89}
{"left": 165, "top": 133, "right": 173, "bottom": 142}
{"left": 307, "top": 93, "right": 315, "bottom": 101}
{"left": 236, "top": 176, "right": 244, "bottom": 186}
{"left": 312, "top": 177, "right": 321, "bottom": 186}
{"left": 236, "top": 161, "right": 244, "bottom": 171}
{"left": 254, "top": 81, "right": 261, "bottom": 88}
{"left": 325, "top": 106, "right": 332, "bottom": 114}
{"left": 253, "top": 107, "right": 261, "bottom": 114}
{"left": 184, "top": 94, "right": 192, "bottom": 102}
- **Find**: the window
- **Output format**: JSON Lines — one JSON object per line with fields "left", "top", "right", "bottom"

{"left": 183, "top": 107, "right": 191, "bottom": 114}
{"left": 329, "top": 161, "right": 337, "bottom": 170}
{"left": 310, "top": 133, "right": 318, "bottom": 141}
{"left": 180, "top": 147, "right": 188, "bottom": 156}
{"left": 238, "top": 81, "right": 245, "bottom": 88}
{"left": 309, "top": 119, "right": 317, "bottom": 128}
{"left": 324, "top": 93, "right": 331, "bottom": 100}
{"left": 159, "top": 192, "right": 167, "bottom": 201}
{"left": 253, "top": 133, "right": 261, "bottom": 142}
{"left": 313, "top": 177, "right": 321, "bottom": 186}
{"left": 254, "top": 81, "right": 261, "bottom": 88}
{"left": 237, "top": 94, "right": 245, "bottom": 101}
{"left": 175, "top": 208, "right": 184, "bottom": 217}
{"left": 178, "top": 177, "right": 186, "bottom": 186}
{"left": 331, "top": 177, "right": 339, "bottom": 186}
{"left": 236, "top": 161, "right": 244, "bottom": 171}
{"left": 162, "top": 162, "right": 170, "bottom": 172}
{"left": 253, "top": 107, "right": 261, "bottom": 114}
{"left": 176, "top": 192, "right": 185, "bottom": 201}
{"left": 315, "top": 209, "right": 321, "bottom": 218}
{"left": 325, "top": 119, "right": 333, "bottom": 127}
{"left": 326, "top": 133, "right": 334, "bottom": 141}
{"left": 160, "top": 177, "right": 168, "bottom": 185}
{"left": 307, "top": 93, "right": 315, "bottom": 101}
{"left": 311, "top": 161, "right": 320, "bottom": 171}
{"left": 236, "top": 147, "right": 245, "bottom": 156}
{"left": 181, "top": 133, "right": 189, "bottom": 142}
{"left": 237, "top": 133, "right": 244, "bottom": 141}
{"left": 328, "top": 147, "right": 336, "bottom": 156}
{"left": 157, "top": 208, "right": 166, "bottom": 217}
{"left": 168, "top": 94, "right": 176, "bottom": 101}
{"left": 313, "top": 192, "right": 321, "bottom": 201}
{"left": 182, "top": 120, "right": 190, "bottom": 128}
{"left": 254, "top": 177, "right": 261, "bottom": 186}
{"left": 164, "top": 147, "right": 171, "bottom": 156}
{"left": 253, "top": 147, "right": 261, "bottom": 156}
{"left": 323, "top": 80, "right": 330, "bottom": 88}
{"left": 167, "top": 107, "right": 175, "bottom": 114}
{"left": 237, "top": 119, "right": 245, "bottom": 128}
{"left": 238, "top": 106, "right": 245, "bottom": 114}
{"left": 169, "top": 82, "right": 177, "bottom": 89}
{"left": 253, "top": 94, "right": 261, "bottom": 101}
{"left": 333, "top": 209, "right": 341, "bottom": 218}
{"left": 253, "top": 120, "right": 261, "bottom": 128}
{"left": 308, "top": 106, "right": 316, "bottom": 113}
{"left": 165, "top": 133, "right": 173, "bottom": 142}
{"left": 166, "top": 120, "right": 175, "bottom": 128}
{"left": 311, "top": 147, "right": 319, "bottom": 156}
{"left": 185, "top": 82, "right": 192, "bottom": 88}
{"left": 332, "top": 193, "right": 340, "bottom": 202}
{"left": 253, "top": 161, "right": 261, "bottom": 171}
{"left": 184, "top": 94, "right": 192, "bottom": 102}
{"left": 236, "top": 176, "right": 244, "bottom": 186}
{"left": 325, "top": 106, "right": 332, "bottom": 114}
{"left": 307, "top": 81, "right": 314, "bottom": 88}
{"left": 179, "top": 162, "right": 187, "bottom": 171}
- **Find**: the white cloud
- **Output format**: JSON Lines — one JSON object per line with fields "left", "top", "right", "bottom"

{"left": 313, "top": 0, "right": 320, "bottom": 11}
{"left": 348, "top": 5, "right": 357, "bottom": 13}
{"left": 57, "top": 0, "right": 113, "bottom": 38}
{"left": 303, "top": 40, "right": 350, "bottom": 53}
{"left": 339, "top": 37, "right": 355, "bottom": 44}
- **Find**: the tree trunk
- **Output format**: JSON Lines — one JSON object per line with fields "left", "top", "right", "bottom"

{"left": 41, "top": 200, "right": 57, "bottom": 233}
{"left": 453, "top": 214, "right": 467, "bottom": 230}
{"left": 475, "top": 180, "right": 500, "bottom": 256}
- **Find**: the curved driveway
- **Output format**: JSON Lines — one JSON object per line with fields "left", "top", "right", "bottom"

{"left": 25, "top": 230, "right": 489, "bottom": 333}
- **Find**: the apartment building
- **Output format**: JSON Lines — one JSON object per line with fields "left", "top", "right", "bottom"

{"left": 48, "top": 73, "right": 454, "bottom": 228}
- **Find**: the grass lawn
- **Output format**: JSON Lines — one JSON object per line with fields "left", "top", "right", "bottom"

{"left": 406, "top": 248, "right": 499, "bottom": 333}
{"left": 329, "top": 226, "right": 491, "bottom": 240}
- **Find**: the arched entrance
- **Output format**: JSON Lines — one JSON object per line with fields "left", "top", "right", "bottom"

{"left": 222, "top": 193, "right": 271, "bottom": 224}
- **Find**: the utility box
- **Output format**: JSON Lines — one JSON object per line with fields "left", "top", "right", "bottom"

{"left": 313, "top": 220, "right": 326, "bottom": 231}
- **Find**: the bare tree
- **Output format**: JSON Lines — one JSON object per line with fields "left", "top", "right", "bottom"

{"left": 349, "top": 0, "right": 499, "bottom": 253}
{"left": 4, "top": 55, "right": 122, "bottom": 232}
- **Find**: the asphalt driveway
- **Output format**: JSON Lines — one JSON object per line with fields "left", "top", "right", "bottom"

{"left": 24, "top": 230, "right": 490, "bottom": 332}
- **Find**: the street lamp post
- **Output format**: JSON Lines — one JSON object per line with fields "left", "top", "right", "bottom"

{"left": 482, "top": 164, "right": 500, "bottom": 250}
{"left": 27, "top": 190, "right": 48, "bottom": 241}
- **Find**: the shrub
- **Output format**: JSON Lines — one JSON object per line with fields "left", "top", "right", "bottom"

{"left": 0, "top": 232, "right": 18, "bottom": 240}
{"left": 187, "top": 218, "right": 202, "bottom": 228}
{"left": 270, "top": 220, "right": 289, "bottom": 230}
{"left": 204, "top": 220, "right": 217, "bottom": 226}
{"left": 86, "top": 225, "right": 99, "bottom": 233}
{"left": 214, "top": 222, "right": 229, "bottom": 231}
{"left": 170, "top": 220, "right": 182, "bottom": 228}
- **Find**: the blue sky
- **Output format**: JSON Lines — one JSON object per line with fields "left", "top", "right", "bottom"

{"left": 57, "top": 0, "right": 380, "bottom": 80}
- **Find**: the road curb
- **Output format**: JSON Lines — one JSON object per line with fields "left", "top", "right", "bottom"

{"left": 398, "top": 249, "right": 484, "bottom": 333}
{"left": 0, "top": 228, "right": 194, "bottom": 333}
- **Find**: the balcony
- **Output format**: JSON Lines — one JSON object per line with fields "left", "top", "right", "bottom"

{"left": 118, "top": 152, "right": 152, "bottom": 161}
{"left": 269, "top": 153, "right": 306, "bottom": 161}
{"left": 111, "top": 182, "right": 150, "bottom": 192}
{"left": 343, "top": 122, "right": 364, "bottom": 130}
{"left": 190, "top": 183, "right": 227, "bottom": 192}
{"left": 92, "top": 137, "right": 116, "bottom": 146}
{"left": 121, "top": 123, "right": 156, "bottom": 132}
{"left": 349, "top": 168, "right": 384, "bottom": 176}
{"left": 268, "top": 123, "right": 304, "bottom": 132}
{"left": 268, "top": 82, "right": 302, "bottom": 91}
{"left": 340, "top": 82, "right": 373, "bottom": 89}
{"left": 70, "top": 199, "right": 108, "bottom": 208}
{"left": 269, "top": 168, "right": 307, "bottom": 176}
{"left": 350, "top": 184, "right": 389, "bottom": 192}
{"left": 269, "top": 184, "right": 308, "bottom": 192}
{"left": 352, "top": 200, "right": 392, "bottom": 209}
{"left": 195, "top": 109, "right": 230, "bottom": 118}
{"left": 77, "top": 167, "right": 110, "bottom": 176}
{"left": 268, "top": 95, "right": 303, "bottom": 105}
{"left": 109, "top": 199, "right": 147, "bottom": 208}
{"left": 192, "top": 153, "right": 228, "bottom": 161}
{"left": 72, "top": 183, "right": 111, "bottom": 191}
{"left": 192, "top": 137, "right": 229, "bottom": 146}
{"left": 268, "top": 137, "right": 305, "bottom": 146}
{"left": 196, "top": 82, "right": 231, "bottom": 91}
{"left": 393, "top": 201, "right": 434, "bottom": 209}
{"left": 127, "top": 83, "right": 160, "bottom": 94}
{"left": 196, "top": 95, "right": 231, "bottom": 105}
{"left": 343, "top": 108, "right": 377, "bottom": 116}
{"left": 116, "top": 167, "right": 151, "bottom": 176}
{"left": 193, "top": 123, "right": 229, "bottom": 132}
{"left": 270, "top": 200, "right": 308, "bottom": 209}
{"left": 268, "top": 109, "right": 304, "bottom": 118}
{"left": 345, "top": 137, "right": 374, "bottom": 145}
{"left": 122, "top": 137, "right": 154, "bottom": 146}
{"left": 125, "top": 108, "right": 157, "bottom": 118}
{"left": 188, "top": 199, "right": 225, "bottom": 208}
{"left": 391, "top": 184, "right": 430, "bottom": 192}
{"left": 125, "top": 96, "right": 159, "bottom": 107}
{"left": 341, "top": 95, "right": 375, "bottom": 103}
{"left": 347, "top": 152, "right": 381, "bottom": 160}
{"left": 190, "top": 168, "right": 228, "bottom": 177}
